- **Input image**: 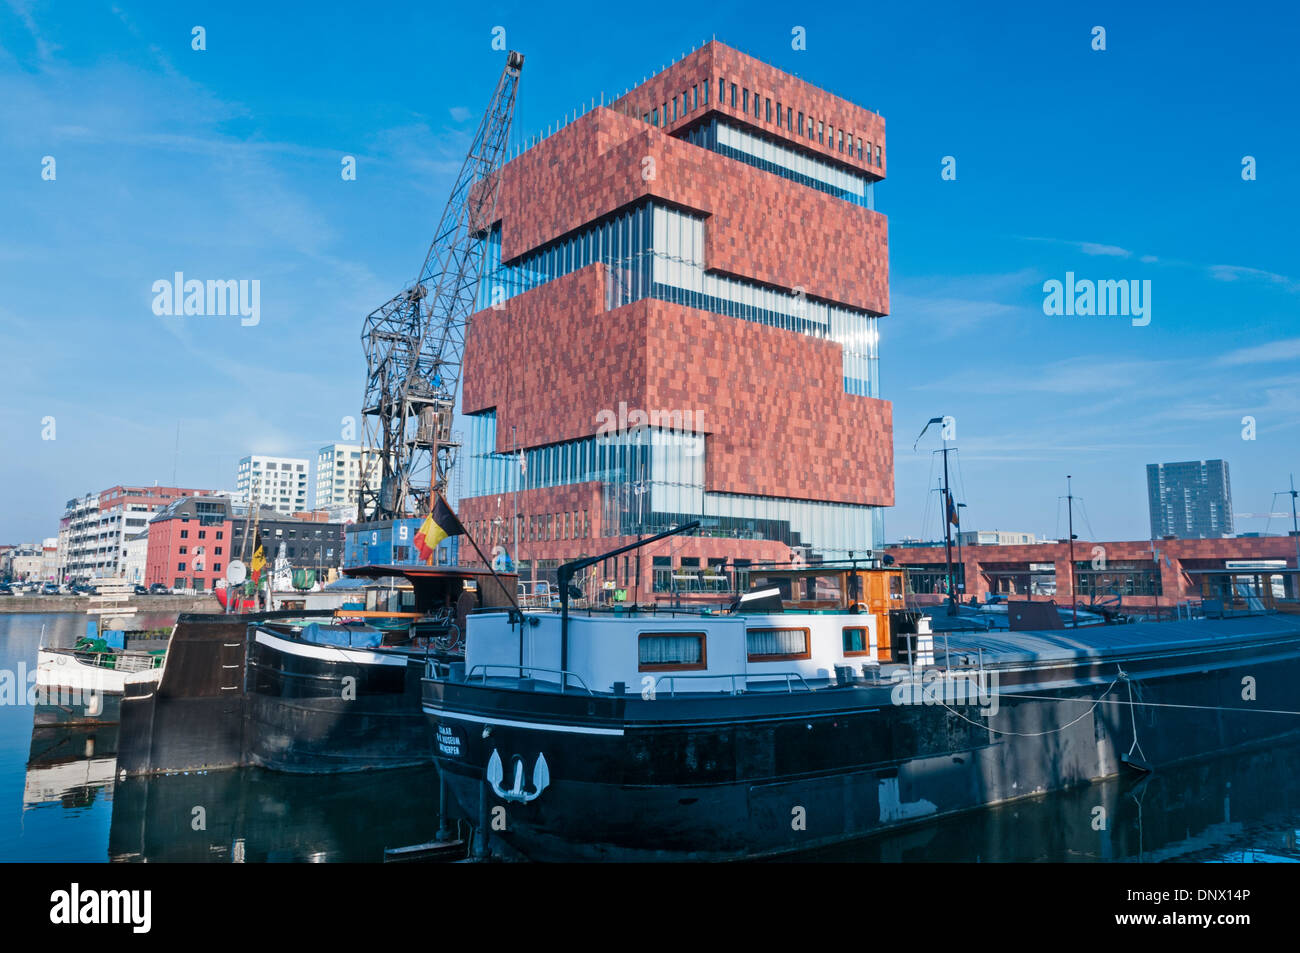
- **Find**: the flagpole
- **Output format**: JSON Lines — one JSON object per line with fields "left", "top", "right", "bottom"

{"left": 428, "top": 492, "right": 524, "bottom": 618}
{"left": 459, "top": 526, "right": 525, "bottom": 617}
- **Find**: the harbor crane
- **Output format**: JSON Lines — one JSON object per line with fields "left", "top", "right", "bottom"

{"left": 357, "top": 50, "right": 524, "bottom": 521}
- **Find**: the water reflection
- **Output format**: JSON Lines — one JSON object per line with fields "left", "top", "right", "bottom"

{"left": 107, "top": 764, "right": 454, "bottom": 862}
{"left": 17, "top": 727, "right": 1300, "bottom": 862}
{"left": 25, "top": 725, "right": 118, "bottom": 809}
{"left": 795, "top": 741, "right": 1300, "bottom": 862}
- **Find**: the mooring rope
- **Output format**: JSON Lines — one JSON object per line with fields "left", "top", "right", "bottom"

{"left": 937, "top": 674, "right": 1123, "bottom": 737}
{"left": 1120, "top": 668, "right": 1149, "bottom": 763}
{"left": 932, "top": 663, "right": 1300, "bottom": 738}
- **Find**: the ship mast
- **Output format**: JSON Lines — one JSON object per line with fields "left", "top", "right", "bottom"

{"left": 941, "top": 443, "right": 956, "bottom": 615}
{"left": 1066, "top": 475, "right": 1077, "bottom": 628}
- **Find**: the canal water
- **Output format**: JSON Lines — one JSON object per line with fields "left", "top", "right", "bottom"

{"left": 3, "top": 612, "right": 1298, "bottom": 862}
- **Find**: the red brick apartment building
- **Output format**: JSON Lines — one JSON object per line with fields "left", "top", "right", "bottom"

{"left": 145, "top": 496, "right": 232, "bottom": 592}
{"left": 456, "top": 41, "right": 892, "bottom": 597}
{"left": 146, "top": 496, "right": 347, "bottom": 592}
{"left": 886, "top": 535, "right": 1300, "bottom": 613}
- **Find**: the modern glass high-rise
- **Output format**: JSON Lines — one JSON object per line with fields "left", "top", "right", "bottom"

{"left": 1147, "top": 460, "right": 1234, "bottom": 539}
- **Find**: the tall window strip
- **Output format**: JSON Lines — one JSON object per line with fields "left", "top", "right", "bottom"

{"left": 464, "top": 410, "right": 880, "bottom": 559}
{"left": 681, "top": 119, "right": 873, "bottom": 209}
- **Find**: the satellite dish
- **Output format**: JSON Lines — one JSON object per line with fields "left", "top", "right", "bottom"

{"left": 227, "top": 560, "right": 247, "bottom": 585}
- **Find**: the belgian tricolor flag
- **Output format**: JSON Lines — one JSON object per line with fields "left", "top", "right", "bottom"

{"left": 414, "top": 494, "right": 466, "bottom": 565}
{"left": 249, "top": 529, "right": 267, "bottom": 583}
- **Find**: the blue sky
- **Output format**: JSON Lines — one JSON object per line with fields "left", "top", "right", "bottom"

{"left": 2, "top": 1, "right": 1297, "bottom": 545}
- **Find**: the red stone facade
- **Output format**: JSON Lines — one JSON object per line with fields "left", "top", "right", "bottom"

{"left": 460, "top": 41, "right": 890, "bottom": 596}
{"left": 458, "top": 482, "right": 789, "bottom": 593}
{"left": 886, "top": 536, "right": 1300, "bottom": 611}
{"left": 609, "top": 43, "right": 886, "bottom": 178}
{"left": 463, "top": 270, "right": 892, "bottom": 507}
{"left": 494, "top": 108, "right": 887, "bottom": 314}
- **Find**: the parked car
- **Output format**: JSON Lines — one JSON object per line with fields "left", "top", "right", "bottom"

{"left": 41, "top": 583, "right": 60, "bottom": 595}
{"left": 133, "top": 584, "right": 149, "bottom": 595}
{"left": 148, "top": 582, "right": 168, "bottom": 594}
{"left": 0, "top": 583, "right": 12, "bottom": 596}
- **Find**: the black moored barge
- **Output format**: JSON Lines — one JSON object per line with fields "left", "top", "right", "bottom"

{"left": 117, "top": 565, "right": 515, "bottom": 776}
{"left": 423, "top": 550, "right": 1300, "bottom": 861}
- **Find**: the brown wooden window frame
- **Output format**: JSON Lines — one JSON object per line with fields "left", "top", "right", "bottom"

{"left": 842, "top": 625, "right": 873, "bottom": 658}
{"left": 638, "top": 632, "right": 708, "bottom": 672}
{"left": 746, "top": 626, "right": 811, "bottom": 662}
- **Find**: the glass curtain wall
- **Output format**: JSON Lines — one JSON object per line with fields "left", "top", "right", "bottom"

{"left": 681, "top": 119, "right": 874, "bottom": 209}
{"left": 466, "top": 410, "right": 878, "bottom": 558}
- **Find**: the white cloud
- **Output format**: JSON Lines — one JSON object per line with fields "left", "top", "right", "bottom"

{"left": 1078, "top": 242, "right": 1131, "bottom": 258}
{"left": 1217, "top": 338, "right": 1300, "bottom": 366}
{"left": 1208, "top": 264, "right": 1299, "bottom": 292}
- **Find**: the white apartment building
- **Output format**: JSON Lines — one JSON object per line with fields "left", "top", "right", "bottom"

{"left": 122, "top": 530, "right": 149, "bottom": 585}
{"left": 61, "top": 485, "right": 211, "bottom": 581}
{"left": 315, "top": 444, "right": 379, "bottom": 514}
{"left": 40, "top": 537, "right": 60, "bottom": 582}
{"left": 236, "top": 455, "right": 310, "bottom": 515}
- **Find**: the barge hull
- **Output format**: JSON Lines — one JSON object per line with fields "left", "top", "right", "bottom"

{"left": 425, "top": 628, "right": 1300, "bottom": 861}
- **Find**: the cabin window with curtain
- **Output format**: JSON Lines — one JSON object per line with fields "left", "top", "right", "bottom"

{"left": 747, "top": 627, "right": 810, "bottom": 662}
{"left": 842, "top": 627, "right": 872, "bottom": 656}
{"left": 639, "top": 633, "right": 707, "bottom": 671}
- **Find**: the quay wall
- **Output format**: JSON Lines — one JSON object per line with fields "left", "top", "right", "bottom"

{"left": 0, "top": 594, "right": 215, "bottom": 615}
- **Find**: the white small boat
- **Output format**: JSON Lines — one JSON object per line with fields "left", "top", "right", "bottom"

{"left": 35, "top": 637, "right": 165, "bottom": 727}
